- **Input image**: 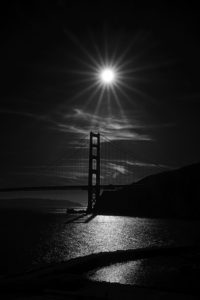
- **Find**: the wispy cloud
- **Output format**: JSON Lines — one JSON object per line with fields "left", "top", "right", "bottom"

{"left": 108, "top": 163, "right": 128, "bottom": 178}
{"left": 1, "top": 107, "right": 173, "bottom": 143}
{"left": 0, "top": 104, "right": 175, "bottom": 173}
{"left": 101, "top": 158, "right": 172, "bottom": 170}
{"left": 54, "top": 108, "right": 153, "bottom": 141}
{"left": 125, "top": 160, "right": 173, "bottom": 170}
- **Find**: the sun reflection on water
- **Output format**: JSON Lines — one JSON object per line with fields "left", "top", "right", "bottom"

{"left": 88, "top": 260, "right": 142, "bottom": 284}
{"left": 32, "top": 215, "right": 200, "bottom": 271}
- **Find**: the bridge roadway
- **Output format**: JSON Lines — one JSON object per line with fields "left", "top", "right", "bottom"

{"left": 0, "top": 185, "right": 127, "bottom": 192}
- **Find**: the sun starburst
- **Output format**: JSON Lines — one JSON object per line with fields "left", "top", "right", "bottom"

{"left": 62, "top": 30, "right": 160, "bottom": 131}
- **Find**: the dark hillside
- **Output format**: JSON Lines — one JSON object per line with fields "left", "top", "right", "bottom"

{"left": 96, "top": 163, "right": 200, "bottom": 218}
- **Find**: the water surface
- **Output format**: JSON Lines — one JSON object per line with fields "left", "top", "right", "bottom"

{"left": 0, "top": 210, "right": 199, "bottom": 277}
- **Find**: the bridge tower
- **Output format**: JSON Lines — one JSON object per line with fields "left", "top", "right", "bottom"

{"left": 87, "top": 132, "right": 100, "bottom": 213}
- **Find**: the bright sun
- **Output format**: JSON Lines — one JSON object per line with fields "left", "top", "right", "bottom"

{"left": 100, "top": 68, "right": 115, "bottom": 85}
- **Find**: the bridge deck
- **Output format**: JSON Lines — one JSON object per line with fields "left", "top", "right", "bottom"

{"left": 0, "top": 185, "right": 127, "bottom": 192}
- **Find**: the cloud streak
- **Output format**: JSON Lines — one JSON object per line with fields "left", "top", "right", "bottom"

{"left": 54, "top": 108, "right": 153, "bottom": 141}
{"left": 1, "top": 107, "right": 173, "bottom": 144}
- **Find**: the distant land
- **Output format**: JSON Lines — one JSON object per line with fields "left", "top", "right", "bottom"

{"left": 0, "top": 198, "right": 83, "bottom": 210}
{"left": 96, "top": 162, "right": 200, "bottom": 219}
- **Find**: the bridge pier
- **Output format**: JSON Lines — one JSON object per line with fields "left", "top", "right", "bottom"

{"left": 87, "top": 132, "right": 100, "bottom": 213}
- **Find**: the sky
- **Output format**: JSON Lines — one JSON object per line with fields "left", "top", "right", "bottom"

{"left": 1, "top": 1, "right": 200, "bottom": 188}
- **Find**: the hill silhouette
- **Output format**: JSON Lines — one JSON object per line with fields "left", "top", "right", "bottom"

{"left": 96, "top": 162, "right": 200, "bottom": 218}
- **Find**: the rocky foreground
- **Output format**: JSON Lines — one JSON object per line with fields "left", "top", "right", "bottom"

{"left": 1, "top": 246, "right": 200, "bottom": 299}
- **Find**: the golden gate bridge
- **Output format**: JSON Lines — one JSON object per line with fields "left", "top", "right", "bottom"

{"left": 0, "top": 132, "right": 166, "bottom": 213}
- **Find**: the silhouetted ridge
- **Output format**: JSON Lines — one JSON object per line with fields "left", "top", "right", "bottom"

{"left": 96, "top": 162, "right": 200, "bottom": 218}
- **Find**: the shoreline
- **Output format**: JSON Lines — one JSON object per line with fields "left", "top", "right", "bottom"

{"left": 1, "top": 245, "right": 200, "bottom": 299}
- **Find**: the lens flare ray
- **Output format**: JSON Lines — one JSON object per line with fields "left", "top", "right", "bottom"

{"left": 67, "top": 81, "right": 99, "bottom": 104}
{"left": 92, "top": 86, "right": 106, "bottom": 123}
{"left": 111, "top": 86, "right": 129, "bottom": 124}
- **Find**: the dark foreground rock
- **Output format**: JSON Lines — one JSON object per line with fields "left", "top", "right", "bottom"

{"left": 0, "top": 246, "right": 200, "bottom": 299}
